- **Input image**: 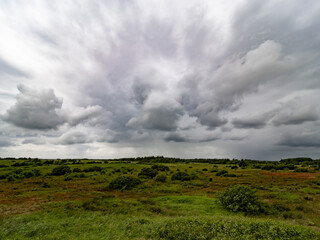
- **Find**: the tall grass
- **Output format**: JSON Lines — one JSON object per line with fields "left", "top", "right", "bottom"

{"left": 1, "top": 210, "right": 319, "bottom": 240}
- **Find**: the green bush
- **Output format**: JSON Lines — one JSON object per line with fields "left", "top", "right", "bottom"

{"left": 155, "top": 173, "right": 167, "bottom": 182}
{"left": 216, "top": 169, "right": 228, "bottom": 176}
{"left": 73, "top": 167, "right": 82, "bottom": 173}
{"left": 152, "top": 164, "right": 170, "bottom": 171}
{"left": 138, "top": 167, "right": 158, "bottom": 179}
{"left": 51, "top": 166, "right": 71, "bottom": 176}
{"left": 83, "top": 166, "right": 102, "bottom": 172}
{"left": 109, "top": 176, "right": 141, "bottom": 190}
{"left": 22, "top": 171, "right": 34, "bottom": 178}
{"left": 32, "top": 169, "right": 41, "bottom": 177}
{"left": 218, "top": 185, "right": 262, "bottom": 214}
{"left": 171, "top": 172, "right": 191, "bottom": 181}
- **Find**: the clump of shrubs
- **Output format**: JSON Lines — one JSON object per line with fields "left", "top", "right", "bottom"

{"left": 218, "top": 185, "right": 263, "bottom": 214}
{"left": 151, "top": 164, "right": 169, "bottom": 172}
{"left": 155, "top": 173, "right": 167, "bottom": 182}
{"left": 51, "top": 166, "right": 71, "bottom": 176}
{"left": 108, "top": 176, "right": 141, "bottom": 190}
{"left": 294, "top": 168, "right": 309, "bottom": 173}
{"left": 83, "top": 166, "right": 103, "bottom": 172}
{"left": 171, "top": 172, "right": 191, "bottom": 181}
{"left": 216, "top": 170, "right": 236, "bottom": 177}
{"left": 138, "top": 167, "right": 158, "bottom": 179}
{"left": 73, "top": 167, "right": 82, "bottom": 173}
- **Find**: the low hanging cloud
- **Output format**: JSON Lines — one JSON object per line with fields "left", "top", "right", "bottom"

{"left": 279, "top": 131, "right": 320, "bottom": 147}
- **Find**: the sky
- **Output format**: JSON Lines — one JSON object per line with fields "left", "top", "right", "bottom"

{"left": 0, "top": 0, "right": 320, "bottom": 160}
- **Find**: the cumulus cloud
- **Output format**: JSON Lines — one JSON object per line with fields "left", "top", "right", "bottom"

{"left": 2, "top": 85, "right": 64, "bottom": 129}
{"left": 127, "top": 92, "right": 183, "bottom": 131}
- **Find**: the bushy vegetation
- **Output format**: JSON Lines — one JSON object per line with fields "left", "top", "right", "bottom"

{"left": 152, "top": 164, "right": 170, "bottom": 171}
{"left": 138, "top": 167, "right": 158, "bottom": 179}
{"left": 1, "top": 212, "right": 319, "bottom": 240}
{"left": 51, "top": 166, "right": 71, "bottom": 176}
{"left": 108, "top": 176, "right": 142, "bottom": 190}
{"left": 155, "top": 173, "right": 167, "bottom": 182}
{"left": 153, "top": 217, "right": 320, "bottom": 240}
{"left": 218, "top": 185, "right": 263, "bottom": 214}
{"left": 171, "top": 172, "right": 191, "bottom": 181}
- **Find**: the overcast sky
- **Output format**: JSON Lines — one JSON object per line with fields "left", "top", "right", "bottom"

{"left": 1, "top": 0, "right": 320, "bottom": 160}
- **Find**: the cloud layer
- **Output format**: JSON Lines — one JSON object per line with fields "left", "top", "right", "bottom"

{"left": 0, "top": 0, "right": 320, "bottom": 160}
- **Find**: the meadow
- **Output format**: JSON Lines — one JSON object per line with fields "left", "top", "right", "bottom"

{"left": 0, "top": 157, "right": 320, "bottom": 239}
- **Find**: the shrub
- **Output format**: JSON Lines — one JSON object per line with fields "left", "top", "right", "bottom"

{"left": 83, "top": 166, "right": 102, "bottom": 172}
{"left": 216, "top": 169, "right": 228, "bottom": 176}
{"left": 22, "top": 171, "right": 34, "bottom": 178}
{"left": 109, "top": 176, "right": 141, "bottom": 190}
{"left": 155, "top": 173, "right": 167, "bottom": 182}
{"left": 151, "top": 164, "right": 169, "bottom": 171}
{"left": 64, "top": 176, "right": 73, "bottom": 181}
{"left": 51, "top": 166, "right": 71, "bottom": 176}
{"left": 32, "top": 169, "right": 41, "bottom": 177}
{"left": 218, "top": 185, "right": 262, "bottom": 214}
{"left": 73, "top": 167, "right": 82, "bottom": 173}
{"left": 138, "top": 168, "right": 158, "bottom": 179}
{"left": 171, "top": 172, "right": 191, "bottom": 181}
{"left": 294, "top": 168, "right": 309, "bottom": 173}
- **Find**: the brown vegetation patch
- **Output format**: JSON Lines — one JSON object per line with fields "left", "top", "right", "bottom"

{"left": 263, "top": 171, "right": 319, "bottom": 179}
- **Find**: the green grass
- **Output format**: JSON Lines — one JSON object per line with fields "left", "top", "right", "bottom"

{"left": 1, "top": 158, "right": 320, "bottom": 238}
{"left": 155, "top": 195, "right": 229, "bottom": 216}
{"left": 268, "top": 192, "right": 301, "bottom": 202}
{"left": 1, "top": 210, "right": 319, "bottom": 240}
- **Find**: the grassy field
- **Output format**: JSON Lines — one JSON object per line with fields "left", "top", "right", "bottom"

{"left": 0, "top": 157, "right": 320, "bottom": 239}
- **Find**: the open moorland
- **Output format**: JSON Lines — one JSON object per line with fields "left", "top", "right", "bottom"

{"left": 1, "top": 157, "right": 320, "bottom": 239}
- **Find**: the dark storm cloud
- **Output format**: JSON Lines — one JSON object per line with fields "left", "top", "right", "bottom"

{"left": 164, "top": 133, "right": 187, "bottom": 142}
{"left": 279, "top": 132, "right": 320, "bottom": 147}
{"left": 0, "top": 139, "right": 13, "bottom": 147}
{"left": 164, "top": 131, "right": 219, "bottom": 143}
{"left": 232, "top": 117, "right": 267, "bottom": 129}
{"left": 2, "top": 85, "right": 64, "bottom": 130}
